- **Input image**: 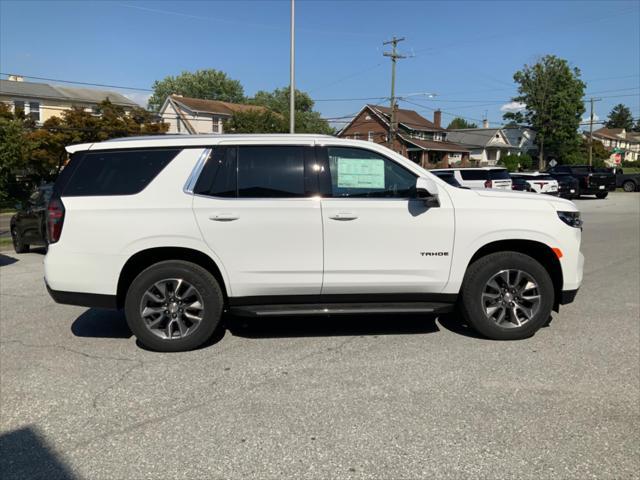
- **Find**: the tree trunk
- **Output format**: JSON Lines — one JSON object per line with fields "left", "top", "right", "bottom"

{"left": 538, "top": 137, "right": 545, "bottom": 171}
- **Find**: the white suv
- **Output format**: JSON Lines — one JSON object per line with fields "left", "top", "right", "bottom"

{"left": 44, "top": 135, "right": 583, "bottom": 351}
{"left": 432, "top": 167, "right": 513, "bottom": 190}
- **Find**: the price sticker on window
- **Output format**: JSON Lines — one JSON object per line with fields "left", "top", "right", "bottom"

{"left": 337, "top": 158, "right": 385, "bottom": 189}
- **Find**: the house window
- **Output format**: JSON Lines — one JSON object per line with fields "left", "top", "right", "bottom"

{"left": 29, "top": 102, "right": 40, "bottom": 122}
{"left": 368, "top": 131, "right": 374, "bottom": 142}
{"left": 13, "top": 100, "right": 25, "bottom": 114}
{"left": 212, "top": 117, "right": 221, "bottom": 133}
{"left": 434, "top": 133, "right": 442, "bottom": 142}
{"left": 365, "top": 115, "right": 371, "bottom": 120}
{"left": 353, "top": 133, "right": 360, "bottom": 140}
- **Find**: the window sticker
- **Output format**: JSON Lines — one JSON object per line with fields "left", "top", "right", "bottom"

{"left": 336, "top": 158, "right": 385, "bottom": 189}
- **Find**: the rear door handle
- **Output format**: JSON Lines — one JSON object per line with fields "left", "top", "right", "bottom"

{"left": 209, "top": 213, "right": 239, "bottom": 222}
{"left": 329, "top": 212, "right": 358, "bottom": 221}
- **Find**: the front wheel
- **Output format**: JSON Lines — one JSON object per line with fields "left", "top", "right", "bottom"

{"left": 459, "top": 252, "right": 554, "bottom": 340}
{"left": 595, "top": 191, "right": 608, "bottom": 199}
{"left": 124, "top": 260, "right": 223, "bottom": 352}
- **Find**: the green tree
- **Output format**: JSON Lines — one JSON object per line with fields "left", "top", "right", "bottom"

{"left": 498, "top": 153, "right": 532, "bottom": 172}
{"left": 248, "top": 87, "right": 334, "bottom": 134}
{"left": 225, "top": 109, "right": 287, "bottom": 133}
{"left": 503, "top": 55, "right": 586, "bottom": 170}
{"left": 0, "top": 104, "right": 35, "bottom": 203}
{"left": 605, "top": 104, "right": 634, "bottom": 130}
{"left": 446, "top": 117, "right": 478, "bottom": 129}
{"left": 148, "top": 69, "right": 245, "bottom": 111}
{"left": 633, "top": 119, "right": 640, "bottom": 133}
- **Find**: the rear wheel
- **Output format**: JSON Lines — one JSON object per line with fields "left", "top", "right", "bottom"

{"left": 622, "top": 180, "right": 637, "bottom": 192}
{"left": 595, "top": 191, "right": 608, "bottom": 199}
{"left": 11, "top": 227, "right": 30, "bottom": 254}
{"left": 459, "top": 252, "right": 554, "bottom": 340}
{"left": 124, "top": 260, "right": 223, "bottom": 352}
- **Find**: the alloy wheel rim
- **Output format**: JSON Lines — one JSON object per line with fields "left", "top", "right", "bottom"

{"left": 481, "top": 269, "right": 541, "bottom": 328}
{"left": 139, "top": 278, "right": 204, "bottom": 340}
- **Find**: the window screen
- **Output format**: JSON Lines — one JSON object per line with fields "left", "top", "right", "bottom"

{"left": 327, "top": 147, "right": 416, "bottom": 198}
{"left": 237, "top": 146, "right": 305, "bottom": 198}
{"left": 62, "top": 148, "right": 180, "bottom": 196}
{"left": 194, "top": 147, "right": 237, "bottom": 197}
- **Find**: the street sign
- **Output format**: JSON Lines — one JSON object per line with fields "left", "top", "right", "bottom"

{"left": 548, "top": 159, "right": 558, "bottom": 167}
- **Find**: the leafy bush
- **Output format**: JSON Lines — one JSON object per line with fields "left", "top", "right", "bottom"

{"left": 498, "top": 153, "right": 532, "bottom": 172}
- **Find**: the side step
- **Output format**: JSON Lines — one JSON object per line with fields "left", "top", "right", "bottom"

{"left": 229, "top": 302, "right": 454, "bottom": 317}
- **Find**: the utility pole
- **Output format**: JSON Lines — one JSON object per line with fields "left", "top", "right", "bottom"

{"left": 383, "top": 36, "right": 406, "bottom": 150}
{"left": 588, "top": 97, "right": 601, "bottom": 166}
{"left": 289, "top": 0, "right": 295, "bottom": 134}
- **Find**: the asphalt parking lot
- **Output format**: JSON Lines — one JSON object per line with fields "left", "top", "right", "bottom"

{"left": 1, "top": 192, "right": 638, "bottom": 480}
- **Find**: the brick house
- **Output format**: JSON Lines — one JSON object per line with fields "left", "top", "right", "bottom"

{"left": 337, "top": 104, "right": 470, "bottom": 168}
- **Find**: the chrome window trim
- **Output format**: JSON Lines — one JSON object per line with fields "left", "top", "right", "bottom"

{"left": 183, "top": 148, "right": 212, "bottom": 194}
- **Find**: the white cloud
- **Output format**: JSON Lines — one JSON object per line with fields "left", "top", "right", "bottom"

{"left": 123, "top": 92, "right": 152, "bottom": 107}
{"left": 582, "top": 113, "right": 599, "bottom": 123}
{"left": 500, "top": 101, "right": 526, "bottom": 113}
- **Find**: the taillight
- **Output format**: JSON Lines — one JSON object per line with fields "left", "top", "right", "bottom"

{"left": 47, "top": 194, "right": 65, "bottom": 243}
{"left": 484, "top": 180, "right": 492, "bottom": 188}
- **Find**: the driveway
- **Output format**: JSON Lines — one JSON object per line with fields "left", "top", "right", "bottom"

{"left": 1, "top": 193, "right": 638, "bottom": 479}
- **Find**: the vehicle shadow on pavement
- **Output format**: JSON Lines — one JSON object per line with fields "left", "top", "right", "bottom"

{"left": 71, "top": 308, "right": 133, "bottom": 339}
{"left": 0, "top": 252, "right": 19, "bottom": 267}
{"left": 0, "top": 426, "right": 76, "bottom": 480}
{"left": 224, "top": 313, "right": 441, "bottom": 339}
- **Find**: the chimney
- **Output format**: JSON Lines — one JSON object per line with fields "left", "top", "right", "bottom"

{"left": 433, "top": 110, "right": 441, "bottom": 129}
{"left": 8, "top": 75, "right": 24, "bottom": 82}
{"left": 482, "top": 118, "right": 489, "bottom": 129}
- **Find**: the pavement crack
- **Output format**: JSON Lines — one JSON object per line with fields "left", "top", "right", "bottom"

{"left": 92, "top": 359, "right": 144, "bottom": 409}
{"left": 0, "top": 339, "right": 141, "bottom": 364}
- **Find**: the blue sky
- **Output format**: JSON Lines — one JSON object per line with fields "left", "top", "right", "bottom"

{"left": 1, "top": 0, "right": 639, "bottom": 128}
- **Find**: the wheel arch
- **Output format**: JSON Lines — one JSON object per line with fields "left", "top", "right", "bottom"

{"left": 466, "top": 239, "right": 563, "bottom": 311}
{"left": 117, "top": 247, "right": 229, "bottom": 309}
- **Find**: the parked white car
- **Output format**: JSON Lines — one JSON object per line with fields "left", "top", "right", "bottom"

{"left": 511, "top": 172, "right": 560, "bottom": 195}
{"left": 431, "top": 167, "right": 513, "bottom": 190}
{"left": 44, "top": 135, "right": 583, "bottom": 351}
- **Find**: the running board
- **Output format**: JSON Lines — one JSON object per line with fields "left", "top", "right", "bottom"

{"left": 229, "top": 302, "right": 454, "bottom": 317}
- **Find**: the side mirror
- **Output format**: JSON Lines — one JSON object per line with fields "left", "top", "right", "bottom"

{"left": 416, "top": 177, "right": 439, "bottom": 207}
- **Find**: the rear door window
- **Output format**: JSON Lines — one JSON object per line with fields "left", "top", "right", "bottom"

{"left": 62, "top": 148, "right": 181, "bottom": 196}
{"left": 237, "top": 146, "right": 307, "bottom": 198}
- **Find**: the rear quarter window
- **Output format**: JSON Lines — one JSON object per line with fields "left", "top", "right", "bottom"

{"left": 61, "top": 148, "right": 181, "bottom": 196}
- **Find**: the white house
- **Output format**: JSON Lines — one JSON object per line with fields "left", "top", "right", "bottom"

{"left": 446, "top": 127, "right": 517, "bottom": 166}
{"left": 159, "top": 95, "right": 267, "bottom": 134}
{"left": 591, "top": 127, "right": 640, "bottom": 164}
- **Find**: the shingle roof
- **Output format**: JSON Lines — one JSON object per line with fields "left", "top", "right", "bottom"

{"left": 0, "top": 79, "right": 138, "bottom": 106}
{"left": 170, "top": 95, "right": 267, "bottom": 115}
{"left": 368, "top": 104, "right": 443, "bottom": 131}
{"left": 401, "top": 135, "right": 470, "bottom": 153}
{"left": 446, "top": 128, "right": 507, "bottom": 147}
{"left": 592, "top": 127, "right": 626, "bottom": 141}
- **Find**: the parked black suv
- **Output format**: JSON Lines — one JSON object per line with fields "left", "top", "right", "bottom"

{"left": 10, "top": 184, "right": 53, "bottom": 253}
{"left": 546, "top": 172, "right": 579, "bottom": 199}
{"left": 546, "top": 165, "right": 615, "bottom": 198}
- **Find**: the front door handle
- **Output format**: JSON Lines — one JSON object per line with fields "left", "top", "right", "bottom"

{"left": 209, "top": 214, "right": 239, "bottom": 222}
{"left": 329, "top": 212, "right": 358, "bottom": 221}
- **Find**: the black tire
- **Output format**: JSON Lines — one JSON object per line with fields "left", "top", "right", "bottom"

{"left": 124, "top": 260, "right": 223, "bottom": 352}
{"left": 622, "top": 180, "right": 637, "bottom": 192}
{"left": 595, "top": 191, "right": 608, "bottom": 199}
{"left": 459, "top": 251, "right": 554, "bottom": 340}
{"left": 11, "top": 227, "right": 30, "bottom": 254}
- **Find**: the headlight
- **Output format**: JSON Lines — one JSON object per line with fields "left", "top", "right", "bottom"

{"left": 557, "top": 211, "right": 582, "bottom": 228}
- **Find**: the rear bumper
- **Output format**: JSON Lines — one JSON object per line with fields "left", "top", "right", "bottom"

{"left": 560, "top": 288, "right": 579, "bottom": 305}
{"left": 46, "top": 282, "right": 118, "bottom": 309}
